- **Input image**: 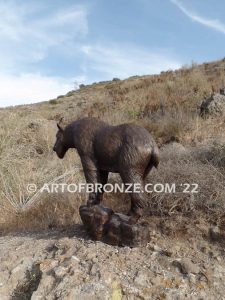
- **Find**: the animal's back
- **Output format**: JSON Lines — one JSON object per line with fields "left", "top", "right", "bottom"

{"left": 93, "top": 122, "right": 158, "bottom": 173}
{"left": 117, "top": 123, "right": 155, "bottom": 146}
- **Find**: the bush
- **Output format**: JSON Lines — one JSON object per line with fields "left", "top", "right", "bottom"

{"left": 49, "top": 99, "right": 58, "bottom": 105}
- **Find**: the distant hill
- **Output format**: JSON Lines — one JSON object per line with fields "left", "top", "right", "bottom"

{"left": 1, "top": 57, "right": 225, "bottom": 231}
{"left": 1, "top": 58, "right": 225, "bottom": 299}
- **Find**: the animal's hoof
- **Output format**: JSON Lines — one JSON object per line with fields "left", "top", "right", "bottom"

{"left": 87, "top": 199, "right": 100, "bottom": 207}
{"left": 86, "top": 192, "right": 101, "bottom": 207}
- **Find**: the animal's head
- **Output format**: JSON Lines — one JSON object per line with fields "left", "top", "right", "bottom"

{"left": 53, "top": 121, "right": 68, "bottom": 159}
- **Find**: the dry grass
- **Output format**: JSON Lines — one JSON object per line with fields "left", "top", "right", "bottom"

{"left": 1, "top": 58, "right": 225, "bottom": 234}
{"left": 146, "top": 143, "right": 225, "bottom": 220}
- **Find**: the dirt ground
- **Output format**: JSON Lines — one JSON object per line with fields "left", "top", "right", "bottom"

{"left": 1, "top": 216, "right": 225, "bottom": 300}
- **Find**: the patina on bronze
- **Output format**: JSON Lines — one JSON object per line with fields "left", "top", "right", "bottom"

{"left": 79, "top": 204, "right": 114, "bottom": 240}
{"left": 53, "top": 117, "right": 159, "bottom": 224}
{"left": 79, "top": 204, "right": 150, "bottom": 247}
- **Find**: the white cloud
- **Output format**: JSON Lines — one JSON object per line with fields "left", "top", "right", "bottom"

{"left": 81, "top": 44, "right": 181, "bottom": 79}
{"left": 0, "top": 2, "right": 88, "bottom": 107}
{"left": 0, "top": 2, "right": 182, "bottom": 107}
{"left": 0, "top": 2, "right": 88, "bottom": 71}
{"left": 170, "top": 0, "right": 225, "bottom": 34}
{"left": 0, "top": 73, "right": 86, "bottom": 107}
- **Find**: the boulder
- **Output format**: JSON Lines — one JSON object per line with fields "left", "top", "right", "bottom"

{"left": 200, "top": 92, "right": 225, "bottom": 117}
{"left": 172, "top": 258, "right": 200, "bottom": 275}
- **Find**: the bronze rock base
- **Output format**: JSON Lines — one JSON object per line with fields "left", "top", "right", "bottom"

{"left": 79, "top": 205, "right": 150, "bottom": 247}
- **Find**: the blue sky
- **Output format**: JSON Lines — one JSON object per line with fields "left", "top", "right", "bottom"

{"left": 1, "top": 0, "right": 225, "bottom": 107}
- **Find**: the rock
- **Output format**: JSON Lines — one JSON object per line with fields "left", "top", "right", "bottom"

{"left": 40, "top": 259, "right": 58, "bottom": 272}
{"left": 157, "top": 255, "right": 171, "bottom": 271}
{"left": 67, "top": 282, "right": 109, "bottom": 300}
{"left": 79, "top": 205, "right": 150, "bottom": 247}
{"left": 31, "top": 275, "right": 55, "bottom": 300}
{"left": 208, "top": 226, "right": 222, "bottom": 242}
{"left": 150, "top": 275, "right": 162, "bottom": 286}
{"left": 200, "top": 93, "right": 225, "bottom": 117}
{"left": 168, "top": 142, "right": 186, "bottom": 153}
{"left": 172, "top": 258, "right": 200, "bottom": 275}
{"left": 134, "top": 270, "right": 151, "bottom": 287}
{"left": 106, "top": 213, "right": 150, "bottom": 247}
{"left": 92, "top": 257, "right": 98, "bottom": 264}
{"left": 71, "top": 255, "right": 80, "bottom": 262}
{"left": 90, "top": 264, "right": 98, "bottom": 276}
{"left": 10, "top": 258, "right": 34, "bottom": 287}
{"left": 220, "top": 88, "right": 225, "bottom": 95}
{"left": 160, "top": 142, "right": 188, "bottom": 160}
{"left": 11, "top": 263, "right": 42, "bottom": 300}
{"left": 0, "top": 230, "right": 225, "bottom": 299}
{"left": 54, "top": 266, "right": 67, "bottom": 278}
{"left": 79, "top": 204, "right": 114, "bottom": 240}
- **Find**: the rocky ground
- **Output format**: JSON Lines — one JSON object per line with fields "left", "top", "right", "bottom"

{"left": 0, "top": 217, "right": 225, "bottom": 300}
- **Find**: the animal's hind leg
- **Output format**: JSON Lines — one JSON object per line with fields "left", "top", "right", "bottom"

{"left": 120, "top": 169, "right": 145, "bottom": 224}
{"left": 96, "top": 170, "right": 108, "bottom": 204}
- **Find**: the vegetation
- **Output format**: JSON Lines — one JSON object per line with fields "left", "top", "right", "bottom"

{"left": 1, "top": 58, "right": 225, "bottom": 234}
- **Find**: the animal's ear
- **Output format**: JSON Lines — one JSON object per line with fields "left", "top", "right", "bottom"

{"left": 57, "top": 117, "right": 64, "bottom": 132}
{"left": 57, "top": 123, "right": 64, "bottom": 132}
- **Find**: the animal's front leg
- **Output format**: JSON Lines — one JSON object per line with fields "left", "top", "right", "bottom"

{"left": 80, "top": 156, "right": 100, "bottom": 206}
{"left": 96, "top": 170, "right": 108, "bottom": 204}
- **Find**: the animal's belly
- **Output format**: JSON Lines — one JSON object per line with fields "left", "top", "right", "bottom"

{"left": 98, "top": 163, "right": 119, "bottom": 173}
{"left": 94, "top": 136, "right": 121, "bottom": 172}
{"left": 96, "top": 155, "right": 120, "bottom": 172}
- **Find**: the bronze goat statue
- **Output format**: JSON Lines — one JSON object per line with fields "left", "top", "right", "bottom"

{"left": 53, "top": 117, "right": 159, "bottom": 223}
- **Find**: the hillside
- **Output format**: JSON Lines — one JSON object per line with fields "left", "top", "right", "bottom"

{"left": 1, "top": 58, "right": 225, "bottom": 299}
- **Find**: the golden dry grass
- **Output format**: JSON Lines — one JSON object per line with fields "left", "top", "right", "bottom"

{"left": 1, "top": 58, "right": 225, "bottom": 233}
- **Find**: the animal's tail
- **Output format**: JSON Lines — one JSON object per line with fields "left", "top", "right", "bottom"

{"left": 143, "top": 145, "right": 159, "bottom": 179}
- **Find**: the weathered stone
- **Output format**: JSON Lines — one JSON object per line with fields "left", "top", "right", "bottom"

{"left": 200, "top": 93, "right": 225, "bottom": 117}
{"left": 54, "top": 266, "right": 67, "bottom": 278}
{"left": 11, "top": 263, "right": 42, "bottom": 300}
{"left": 133, "top": 270, "right": 150, "bottom": 287}
{"left": 0, "top": 226, "right": 225, "bottom": 299}
{"left": 31, "top": 275, "right": 55, "bottom": 300}
{"left": 208, "top": 226, "right": 223, "bottom": 242}
{"left": 172, "top": 258, "right": 200, "bottom": 275}
{"left": 40, "top": 259, "right": 58, "bottom": 272}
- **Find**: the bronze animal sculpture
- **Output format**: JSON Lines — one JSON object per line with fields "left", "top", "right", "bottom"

{"left": 53, "top": 117, "right": 159, "bottom": 224}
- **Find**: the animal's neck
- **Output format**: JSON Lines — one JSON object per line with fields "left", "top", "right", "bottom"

{"left": 64, "top": 124, "right": 76, "bottom": 149}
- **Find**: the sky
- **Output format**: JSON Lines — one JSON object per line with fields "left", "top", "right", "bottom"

{"left": 1, "top": 0, "right": 225, "bottom": 107}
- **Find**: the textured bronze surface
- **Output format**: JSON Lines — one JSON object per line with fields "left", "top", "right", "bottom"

{"left": 106, "top": 213, "right": 150, "bottom": 247}
{"left": 79, "top": 205, "right": 150, "bottom": 247}
{"left": 53, "top": 117, "right": 159, "bottom": 222}
{"left": 79, "top": 205, "right": 114, "bottom": 240}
